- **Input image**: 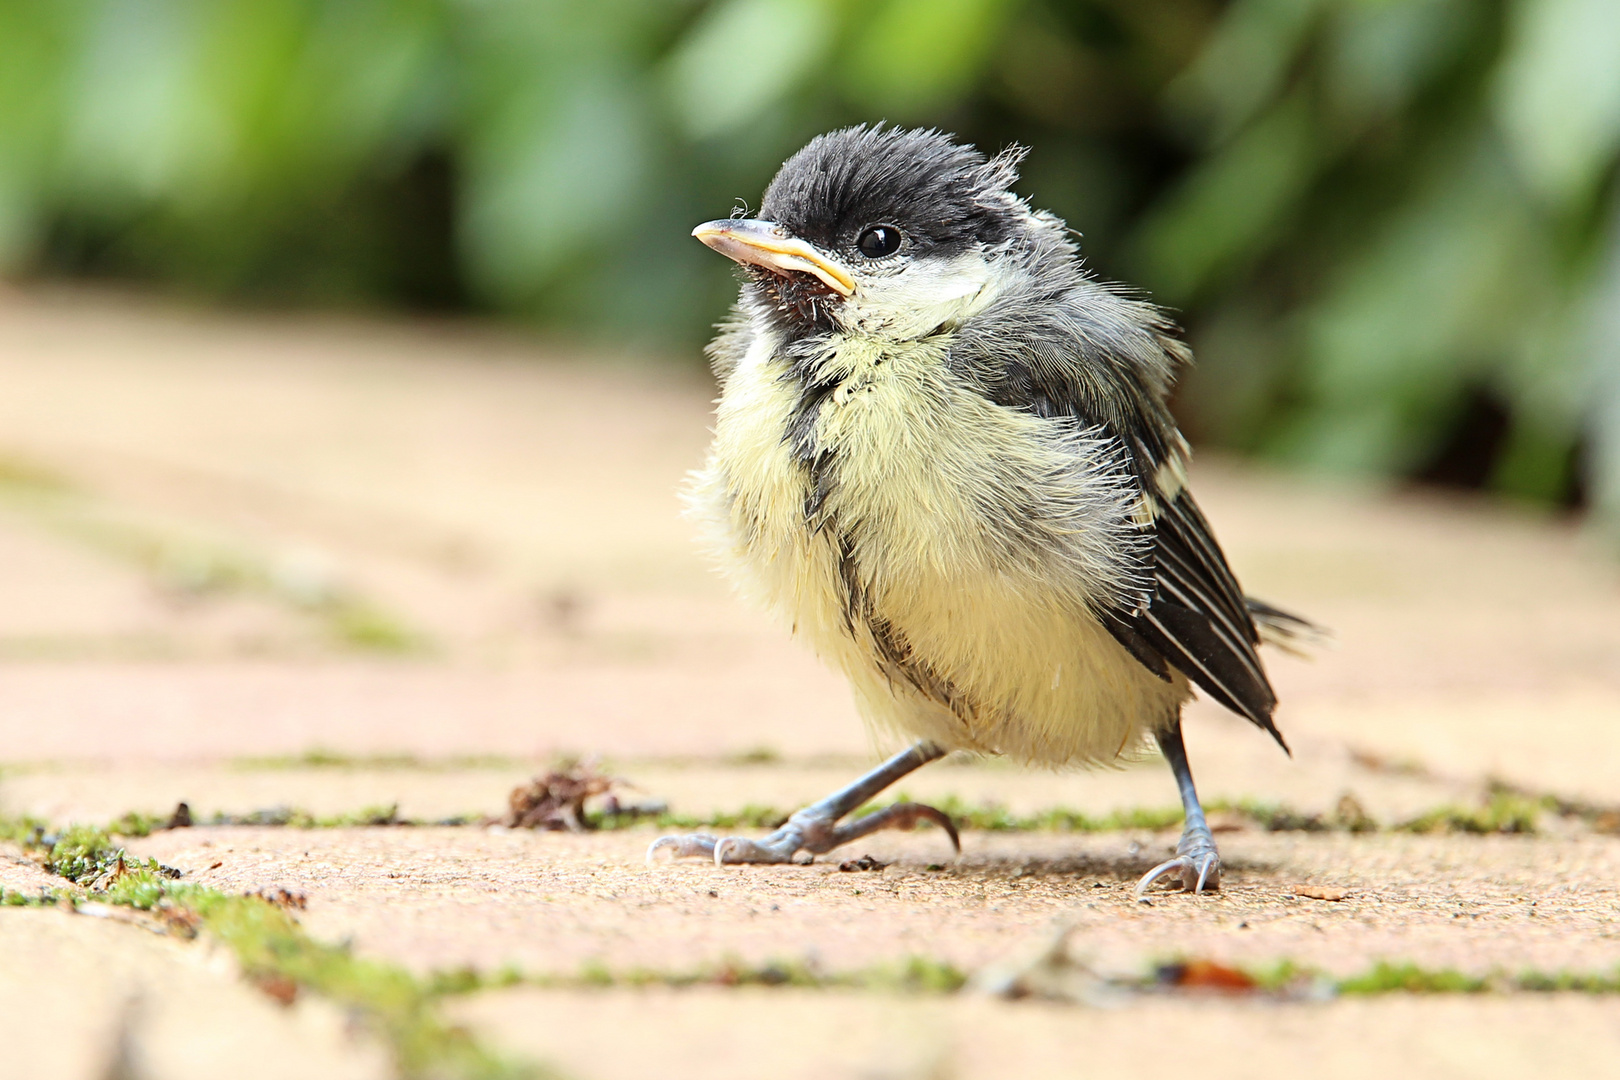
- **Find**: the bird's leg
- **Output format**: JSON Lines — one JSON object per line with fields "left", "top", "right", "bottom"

{"left": 647, "top": 741, "right": 958, "bottom": 866}
{"left": 1134, "top": 718, "right": 1221, "bottom": 896}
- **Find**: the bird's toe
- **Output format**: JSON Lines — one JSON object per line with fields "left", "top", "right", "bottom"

{"left": 1133, "top": 846, "right": 1221, "bottom": 898}
{"left": 645, "top": 833, "right": 719, "bottom": 864}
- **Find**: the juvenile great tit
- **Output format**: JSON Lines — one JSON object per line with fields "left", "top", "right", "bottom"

{"left": 649, "top": 125, "right": 1316, "bottom": 895}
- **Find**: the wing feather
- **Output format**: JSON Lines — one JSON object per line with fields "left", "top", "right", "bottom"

{"left": 947, "top": 268, "right": 1292, "bottom": 748}
{"left": 1131, "top": 490, "right": 1287, "bottom": 750}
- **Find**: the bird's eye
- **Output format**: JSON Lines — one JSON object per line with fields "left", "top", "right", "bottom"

{"left": 857, "top": 225, "right": 902, "bottom": 258}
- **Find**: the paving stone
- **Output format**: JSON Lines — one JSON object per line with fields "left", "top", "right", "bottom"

{"left": 0, "top": 907, "right": 389, "bottom": 1080}
{"left": 128, "top": 826, "right": 1620, "bottom": 979}
{"left": 448, "top": 985, "right": 1620, "bottom": 1080}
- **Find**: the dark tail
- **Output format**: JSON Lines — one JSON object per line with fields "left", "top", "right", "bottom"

{"left": 1245, "top": 598, "right": 1332, "bottom": 658}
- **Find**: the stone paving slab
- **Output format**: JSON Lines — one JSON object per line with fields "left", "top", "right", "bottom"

{"left": 0, "top": 907, "right": 389, "bottom": 1080}
{"left": 0, "top": 658, "right": 862, "bottom": 761}
{"left": 448, "top": 986, "right": 1620, "bottom": 1080}
{"left": 1, "top": 844, "right": 61, "bottom": 896}
{"left": 128, "top": 826, "right": 1620, "bottom": 979}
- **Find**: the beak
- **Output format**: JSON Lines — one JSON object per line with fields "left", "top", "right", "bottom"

{"left": 692, "top": 219, "right": 854, "bottom": 297}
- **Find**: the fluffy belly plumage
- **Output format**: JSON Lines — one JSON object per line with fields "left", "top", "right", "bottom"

{"left": 689, "top": 333, "right": 1190, "bottom": 767}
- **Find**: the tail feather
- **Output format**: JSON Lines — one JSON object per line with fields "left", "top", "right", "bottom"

{"left": 1245, "top": 598, "right": 1331, "bottom": 658}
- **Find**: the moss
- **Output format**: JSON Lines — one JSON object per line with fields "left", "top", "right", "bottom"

{"left": 1246, "top": 958, "right": 1311, "bottom": 992}
{"left": 426, "top": 965, "right": 525, "bottom": 996}
{"left": 327, "top": 603, "right": 428, "bottom": 654}
{"left": 320, "top": 803, "right": 403, "bottom": 827}
{"left": 724, "top": 746, "right": 783, "bottom": 766}
{"left": 1208, "top": 799, "right": 1332, "bottom": 832}
{"left": 103, "top": 867, "right": 174, "bottom": 911}
{"left": 10, "top": 822, "right": 181, "bottom": 892}
{"left": 1512, "top": 970, "right": 1620, "bottom": 993}
{"left": 875, "top": 954, "right": 970, "bottom": 993}
{"left": 180, "top": 888, "right": 552, "bottom": 1079}
{"left": 0, "top": 455, "right": 73, "bottom": 493}
{"left": 535, "top": 955, "right": 969, "bottom": 995}
{"left": 224, "top": 805, "right": 427, "bottom": 828}
{"left": 0, "top": 485, "right": 428, "bottom": 657}
{"left": 11, "top": 786, "right": 1580, "bottom": 852}
{"left": 0, "top": 813, "right": 48, "bottom": 847}
{"left": 1396, "top": 793, "right": 1542, "bottom": 835}
{"left": 0, "top": 887, "right": 63, "bottom": 906}
{"left": 595, "top": 804, "right": 792, "bottom": 831}
{"left": 107, "top": 810, "right": 169, "bottom": 838}
{"left": 1337, "top": 962, "right": 1491, "bottom": 995}
{"left": 40, "top": 823, "right": 133, "bottom": 883}
{"left": 1486, "top": 778, "right": 1620, "bottom": 831}
{"left": 1, "top": 815, "right": 551, "bottom": 1079}
{"left": 237, "top": 748, "right": 414, "bottom": 770}
{"left": 482, "top": 954, "right": 1620, "bottom": 999}
{"left": 1285, "top": 960, "right": 1620, "bottom": 997}
{"left": 233, "top": 750, "right": 524, "bottom": 771}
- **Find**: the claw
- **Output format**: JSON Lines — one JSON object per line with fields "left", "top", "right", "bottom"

{"left": 646, "top": 834, "right": 718, "bottom": 864}
{"left": 835, "top": 802, "right": 961, "bottom": 854}
{"left": 1133, "top": 849, "right": 1221, "bottom": 898}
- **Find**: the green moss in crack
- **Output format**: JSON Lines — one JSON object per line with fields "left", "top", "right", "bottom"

{"left": 0, "top": 813, "right": 48, "bottom": 847}
{"left": 548, "top": 954, "right": 969, "bottom": 994}
{"left": 1512, "top": 969, "right": 1620, "bottom": 993}
{"left": 1337, "top": 962, "right": 1491, "bottom": 995}
{"left": 723, "top": 746, "right": 782, "bottom": 766}
{"left": 41, "top": 823, "right": 129, "bottom": 883}
{"left": 232, "top": 750, "right": 526, "bottom": 772}
{"left": 195, "top": 804, "right": 408, "bottom": 828}
{"left": 170, "top": 888, "right": 553, "bottom": 1079}
{"left": 0, "top": 454, "right": 73, "bottom": 493}
{"left": 328, "top": 603, "right": 428, "bottom": 654}
{"left": 0, "top": 487, "right": 429, "bottom": 657}
{"left": 598, "top": 804, "right": 792, "bottom": 831}
{"left": 107, "top": 810, "right": 169, "bottom": 838}
{"left": 31, "top": 824, "right": 180, "bottom": 891}
{"left": 3, "top": 817, "right": 548, "bottom": 1079}
{"left": 0, "top": 887, "right": 63, "bottom": 906}
{"left": 1397, "top": 793, "right": 1542, "bottom": 835}
{"left": 426, "top": 964, "right": 525, "bottom": 996}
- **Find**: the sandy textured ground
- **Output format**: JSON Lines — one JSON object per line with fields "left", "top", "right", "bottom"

{"left": 445, "top": 989, "right": 1620, "bottom": 1080}
{"left": 2, "top": 287, "right": 1620, "bottom": 1077}
{"left": 0, "top": 906, "right": 388, "bottom": 1080}
{"left": 126, "top": 826, "right": 1620, "bottom": 979}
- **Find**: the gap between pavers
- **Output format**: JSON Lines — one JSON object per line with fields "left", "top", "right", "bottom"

{"left": 0, "top": 725, "right": 1484, "bottom": 832}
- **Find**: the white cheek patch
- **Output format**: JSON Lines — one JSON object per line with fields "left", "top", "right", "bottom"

{"left": 844, "top": 252, "right": 1013, "bottom": 340}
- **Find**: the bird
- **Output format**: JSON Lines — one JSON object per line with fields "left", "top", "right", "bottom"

{"left": 648, "top": 125, "right": 1318, "bottom": 895}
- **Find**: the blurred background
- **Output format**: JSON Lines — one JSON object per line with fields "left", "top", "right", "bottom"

{"left": 1, "top": 0, "right": 1618, "bottom": 525}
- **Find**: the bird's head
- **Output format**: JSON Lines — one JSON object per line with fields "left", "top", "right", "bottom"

{"left": 694, "top": 126, "right": 1050, "bottom": 340}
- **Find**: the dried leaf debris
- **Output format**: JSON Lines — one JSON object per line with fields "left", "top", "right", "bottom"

{"left": 504, "top": 760, "right": 619, "bottom": 831}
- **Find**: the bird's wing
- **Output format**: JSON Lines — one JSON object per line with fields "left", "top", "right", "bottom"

{"left": 953, "top": 279, "right": 1287, "bottom": 748}
{"left": 1115, "top": 478, "right": 1287, "bottom": 750}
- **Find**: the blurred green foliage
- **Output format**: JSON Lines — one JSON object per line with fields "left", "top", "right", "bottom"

{"left": 0, "top": 0, "right": 1617, "bottom": 522}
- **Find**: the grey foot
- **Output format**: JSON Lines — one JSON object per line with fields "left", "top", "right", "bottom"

{"left": 1134, "top": 823, "right": 1221, "bottom": 897}
{"left": 647, "top": 802, "right": 959, "bottom": 867}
